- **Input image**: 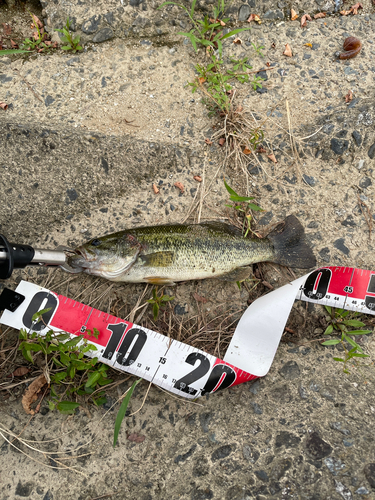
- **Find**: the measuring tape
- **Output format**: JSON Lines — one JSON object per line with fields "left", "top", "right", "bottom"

{"left": 1, "top": 266, "right": 375, "bottom": 398}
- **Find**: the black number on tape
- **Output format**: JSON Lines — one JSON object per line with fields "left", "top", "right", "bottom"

{"left": 367, "top": 275, "right": 375, "bottom": 294}
{"left": 303, "top": 269, "right": 332, "bottom": 301}
{"left": 103, "top": 323, "right": 127, "bottom": 360}
{"left": 116, "top": 328, "right": 147, "bottom": 366}
{"left": 365, "top": 275, "right": 375, "bottom": 310}
{"left": 174, "top": 352, "right": 210, "bottom": 395}
{"left": 201, "top": 364, "right": 236, "bottom": 396}
{"left": 22, "top": 291, "right": 58, "bottom": 331}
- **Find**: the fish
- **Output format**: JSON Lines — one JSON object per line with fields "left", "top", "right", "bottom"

{"left": 66, "top": 215, "right": 316, "bottom": 285}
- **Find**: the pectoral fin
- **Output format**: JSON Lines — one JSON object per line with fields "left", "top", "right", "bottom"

{"left": 140, "top": 251, "right": 175, "bottom": 267}
{"left": 216, "top": 267, "right": 252, "bottom": 282}
{"left": 143, "top": 276, "right": 176, "bottom": 285}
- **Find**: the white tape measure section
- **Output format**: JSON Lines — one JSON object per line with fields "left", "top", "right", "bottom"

{"left": 225, "top": 276, "right": 305, "bottom": 376}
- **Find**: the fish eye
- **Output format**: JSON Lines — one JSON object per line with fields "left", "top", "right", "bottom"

{"left": 91, "top": 239, "right": 101, "bottom": 247}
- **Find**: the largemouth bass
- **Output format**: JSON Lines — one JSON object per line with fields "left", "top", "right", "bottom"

{"left": 66, "top": 215, "right": 316, "bottom": 285}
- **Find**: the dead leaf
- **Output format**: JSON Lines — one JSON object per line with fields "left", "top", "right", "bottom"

{"left": 290, "top": 9, "right": 299, "bottom": 20}
{"left": 256, "top": 146, "right": 266, "bottom": 154}
{"left": 205, "top": 138, "right": 213, "bottom": 145}
{"left": 209, "top": 18, "right": 225, "bottom": 26}
{"left": 243, "top": 147, "right": 252, "bottom": 155}
{"left": 283, "top": 43, "right": 293, "bottom": 57}
{"left": 198, "top": 77, "right": 206, "bottom": 84}
{"left": 247, "top": 14, "right": 261, "bottom": 24}
{"left": 152, "top": 183, "right": 159, "bottom": 194}
{"left": 8, "top": 366, "right": 30, "bottom": 377}
{"left": 345, "top": 90, "right": 353, "bottom": 103}
{"left": 31, "top": 14, "right": 44, "bottom": 29}
{"left": 353, "top": 2, "right": 364, "bottom": 8}
{"left": 233, "top": 37, "right": 242, "bottom": 44}
{"left": 340, "top": 10, "right": 351, "bottom": 15}
{"left": 10, "top": 39, "right": 18, "bottom": 49}
{"left": 300, "top": 14, "right": 312, "bottom": 27}
{"left": 2, "top": 23, "right": 11, "bottom": 35}
{"left": 0, "top": 102, "right": 8, "bottom": 110}
{"left": 193, "top": 292, "right": 208, "bottom": 303}
{"left": 127, "top": 433, "right": 145, "bottom": 443}
{"left": 33, "top": 31, "right": 39, "bottom": 41}
{"left": 235, "top": 105, "right": 243, "bottom": 113}
{"left": 193, "top": 175, "right": 202, "bottom": 182}
{"left": 218, "top": 137, "right": 225, "bottom": 146}
{"left": 267, "top": 153, "right": 277, "bottom": 163}
{"left": 314, "top": 12, "right": 326, "bottom": 19}
{"left": 22, "top": 374, "right": 47, "bottom": 415}
{"left": 351, "top": 2, "right": 363, "bottom": 15}
{"left": 174, "top": 182, "right": 184, "bottom": 193}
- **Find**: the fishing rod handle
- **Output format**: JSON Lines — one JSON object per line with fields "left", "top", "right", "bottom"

{"left": 0, "top": 234, "right": 35, "bottom": 279}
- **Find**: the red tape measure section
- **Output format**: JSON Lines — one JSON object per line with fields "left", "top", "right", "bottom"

{"left": 298, "top": 267, "right": 375, "bottom": 313}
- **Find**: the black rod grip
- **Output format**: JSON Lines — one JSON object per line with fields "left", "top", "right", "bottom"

{"left": 0, "top": 234, "right": 35, "bottom": 279}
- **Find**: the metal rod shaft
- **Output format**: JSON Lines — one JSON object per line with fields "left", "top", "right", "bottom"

{"left": 0, "top": 248, "right": 66, "bottom": 266}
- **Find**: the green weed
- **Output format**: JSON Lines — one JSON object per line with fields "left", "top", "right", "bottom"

{"left": 19, "top": 309, "right": 111, "bottom": 413}
{"left": 20, "top": 13, "right": 49, "bottom": 51}
{"left": 321, "top": 306, "right": 372, "bottom": 374}
{"left": 54, "top": 17, "right": 83, "bottom": 52}
{"left": 159, "top": 0, "right": 247, "bottom": 56}
{"left": 147, "top": 288, "right": 175, "bottom": 320}
{"left": 113, "top": 378, "right": 141, "bottom": 447}
{"left": 251, "top": 42, "right": 265, "bottom": 58}
{"left": 0, "top": 49, "right": 30, "bottom": 55}
{"left": 224, "top": 179, "right": 263, "bottom": 237}
{"left": 159, "top": 0, "right": 260, "bottom": 115}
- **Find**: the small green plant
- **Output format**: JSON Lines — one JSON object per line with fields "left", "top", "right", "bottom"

{"left": 190, "top": 56, "right": 232, "bottom": 114}
{"left": 21, "top": 13, "right": 47, "bottom": 51}
{"left": 160, "top": 0, "right": 258, "bottom": 115}
{"left": 54, "top": 17, "right": 83, "bottom": 52}
{"left": 227, "top": 57, "right": 253, "bottom": 83}
{"left": 321, "top": 306, "right": 372, "bottom": 374}
{"left": 248, "top": 127, "right": 264, "bottom": 150}
{"left": 224, "top": 179, "right": 263, "bottom": 237}
{"left": 251, "top": 42, "right": 265, "bottom": 58}
{"left": 250, "top": 75, "right": 264, "bottom": 91}
{"left": 113, "top": 378, "right": 141, "bottom": 447}
{"left": 160, "top": 0, "right": 247, "bottom": 56}
{"left": 147, "top": 287, "right": 175, "bottom": 320}
{"left": 19, "top": 309, "right": 111, "bottom": 413}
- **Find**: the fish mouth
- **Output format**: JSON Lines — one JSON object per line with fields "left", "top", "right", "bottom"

{"left": 66, "top": 248, "right": 99, "bottom": 271}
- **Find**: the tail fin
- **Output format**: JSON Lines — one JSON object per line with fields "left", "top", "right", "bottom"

{"left": 267, "top": 215, "right": 316, "bottom": 269}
